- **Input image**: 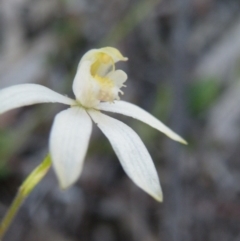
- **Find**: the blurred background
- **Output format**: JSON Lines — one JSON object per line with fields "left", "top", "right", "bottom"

{"left": 1, "top": 0, "right": 240, "bottom": 240}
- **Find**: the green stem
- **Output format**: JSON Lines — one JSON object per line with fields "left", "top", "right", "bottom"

{"left": 0, "top": 154, "right": 51, "bottom": 240}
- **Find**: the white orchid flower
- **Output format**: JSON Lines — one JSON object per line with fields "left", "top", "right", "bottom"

{"left": 0, "top": 47, "right": 186, "bottom": 202}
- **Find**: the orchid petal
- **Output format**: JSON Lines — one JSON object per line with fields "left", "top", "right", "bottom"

{"left": 106, "top": 70, "right": 127, "bottom": 87}
{"left": 0, "top": 84, "right": 75, "bottom": 115}
{"left": 50, "top": 107, "right": 92, "bottom": 189}
{"left": 88, "top": 110, "right": 162, "bottom": 201}
{"left": 98, "top": 101, "right": 187, "bottom": 144}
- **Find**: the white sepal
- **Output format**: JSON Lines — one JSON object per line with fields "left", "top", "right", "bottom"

{"left": 98, "top": 101, "right": 187, "bottom": 144}
{"left": 0, "top": 84, "right": 75, "bottom": 115}
{"left": 50, "top": 107, "right": 92, "bottom": 189}
{"left": 88, "top": 110, "right": 163, "bottom": 201}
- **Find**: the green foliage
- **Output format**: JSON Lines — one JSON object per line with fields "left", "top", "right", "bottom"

{"left": 52, "top": 18, "right": 86, "bottom": 59}
{"left": 0, "top": 106, "right": 51, "bottom": 179}
{"left": 99, "top": 0, "right": 159, "bottom": 46}
{"left": 0, "top": 126, "right": 32, "bottom": 179}
{"left": 152, "top": 84, "right": 173, "bottom": 122}
{"left": 187, "top": 78, "right": 221, "bottom": 117}
{"left": 0, "top": 130, "right": 12, "bottom": 178}
{"left": 89, "top": 137, "right": 113, "bottom": 155}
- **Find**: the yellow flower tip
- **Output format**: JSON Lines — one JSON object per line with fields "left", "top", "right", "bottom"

{"left": 183, "top": 140, "right": 188, "bottom": 145}
{"left": 59, "top": 183, "right": 68, "bottom": 190}
{"left": 153, "top": 193, "right": 163, "bottom": 202}
{"left": 172, "top": 134, "right": 188, "bottom": 145}
{"left": 180, "top": 138, "right": 188, "bottom": 145}
{"left": 99, "top": 47, "right": 128, "bottom": 62}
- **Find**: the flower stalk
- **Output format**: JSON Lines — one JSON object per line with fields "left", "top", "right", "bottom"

{"left": 0, "top": 155, "right": 51, "bottom": 240}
